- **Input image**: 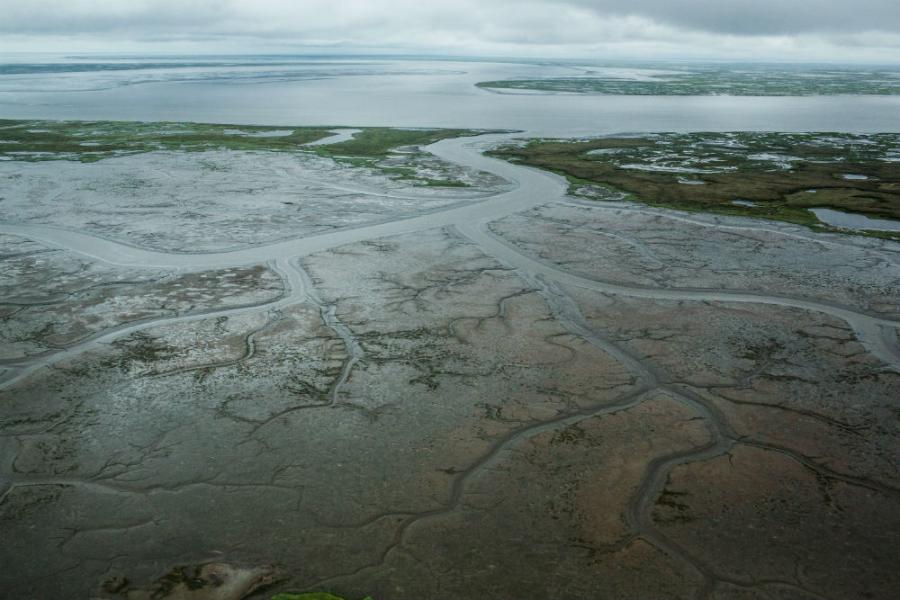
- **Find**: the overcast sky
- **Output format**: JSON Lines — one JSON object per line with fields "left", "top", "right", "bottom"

{"left": 2, "top": 1, "right": 899, "bottom": 62}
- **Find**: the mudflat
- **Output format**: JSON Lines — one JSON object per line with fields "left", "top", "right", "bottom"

{"left": 1, "top": 122, "right": 898, "bottom": 600}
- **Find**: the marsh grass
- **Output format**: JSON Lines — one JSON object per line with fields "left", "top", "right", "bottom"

{"left": 0, "top": 120, "right": 335, "bottom": 162}
{"left": 311, "top": 127, "right": 478, "bottom": 158}
{"left": 489, "top": 132, "right": 900, "bottom": 240}
{"left": 476, "top": 65, "right": 900, "bottom": 96}
{"left": 0, "top": 120, "right": 487, "bottom": 188}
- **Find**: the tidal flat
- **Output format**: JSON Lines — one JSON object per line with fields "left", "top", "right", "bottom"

{"left": 0, "top": 121, "right": 898, "bottom": 600}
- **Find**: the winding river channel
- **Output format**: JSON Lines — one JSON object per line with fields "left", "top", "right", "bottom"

{"left": 2, "top": 120, "right": 900, "bottom": 599}
{"left": 1, "top": 131, "right": 898, "bottom": 389}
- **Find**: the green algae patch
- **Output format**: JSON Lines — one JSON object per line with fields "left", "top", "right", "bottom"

{"left": 272, "top": 594, "right": 374, "bottom": 600}
{"left": 489, "top": 132, "right": 900, "bottom": 240}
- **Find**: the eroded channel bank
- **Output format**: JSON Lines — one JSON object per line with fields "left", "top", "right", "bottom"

{"left": 1, "top": 131, "right": 898, "bottom": 384}
{"left": 1, "top": 126, "right": 899, "bottom": 599}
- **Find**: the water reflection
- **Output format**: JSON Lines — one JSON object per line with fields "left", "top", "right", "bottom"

{"left": 1, "top": 57, "right": 898, "bottom": 135}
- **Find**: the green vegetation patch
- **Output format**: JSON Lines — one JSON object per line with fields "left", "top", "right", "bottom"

{"left": 477, "top": 64, "right": 900, "bottom": 96}
{"left": 310, "top": 127, "right": 484, "bottom": 186}
{"left": 311, "top": 127, "right": 478, "bottom": 159}
{"left": 489, "top": 132, "right": 900, "bottom": 240}
{"left": 0, "top": 120, "right": 491, "bottom": 188}
{"left": 0, "top": 119, "right": 335, "bottom": 162}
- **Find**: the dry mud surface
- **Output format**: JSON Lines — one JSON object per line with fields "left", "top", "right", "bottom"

{"left": 1, "top": 132, "right": 898, "bottom": 600}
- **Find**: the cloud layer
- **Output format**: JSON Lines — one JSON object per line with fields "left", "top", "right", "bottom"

{"left": 2, "top": 0, "right": 899, "bottom": 61}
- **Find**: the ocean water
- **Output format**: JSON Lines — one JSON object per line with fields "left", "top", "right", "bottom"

{"left": 1, "top": 55, "right": 899, "bottom": 135}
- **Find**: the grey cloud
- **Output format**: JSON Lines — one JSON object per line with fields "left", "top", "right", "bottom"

{"left": 0, "top": 1, "right": 227, "bottom": 35}
{"left": 0, "top": 0, "right": 899, "bottom": 61}
{"left": 3, "top": 1, "right": 900, "bottom": 38}
{"left": 565, "top": 0, "right": 900, "bottom": 35}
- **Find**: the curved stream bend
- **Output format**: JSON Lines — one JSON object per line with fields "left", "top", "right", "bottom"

{"left": 0, "top": 132, "right": 897, "bottom": 380}
{"left": 1, "top": 130, "right": 899, "bottom": 599}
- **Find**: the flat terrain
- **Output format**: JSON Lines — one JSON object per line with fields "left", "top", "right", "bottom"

{"left": 0, "top": 123, "right": 899, "bottom": 600}
{"left": 490, "top": 132, "right": 900, "bottom": 240}
{"left": 476, "top": 63, "right": 900, "bottom": 96}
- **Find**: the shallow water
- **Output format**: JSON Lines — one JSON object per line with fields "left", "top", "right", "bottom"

{"left": 812, "top": 208, "right": 900, "bottom": 232}
{"left": 1, "top": 56, "right": 899, "bottom": 135}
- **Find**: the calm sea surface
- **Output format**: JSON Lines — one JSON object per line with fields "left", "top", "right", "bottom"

{"left": 1, "top": 56, "right": 898, "bottom": 135}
